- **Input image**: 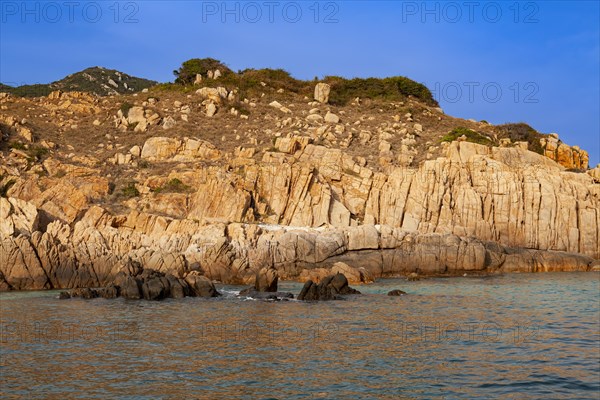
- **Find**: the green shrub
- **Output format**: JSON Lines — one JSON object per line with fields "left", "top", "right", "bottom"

{"left": 121, "top": 182, "right": 140, "bottom": 198}
{"left": 27, "top": 146, "right": 49, "bottom": 161}
{"left": 152, "top": 178, "right": 191, "bottom": 194}
{"left": 238, "top": 68, "right": 305, "bottom": 93}
{"left": 391, "top": 76, "right": 437, "bottom": 105}
{"left": 9, "top": 141, "right": 27, "bottom": 150}
{"left": 173, "top": 58, "right": 233, "bottom": 85}
{"left": 324, "top": 76, "right": 437, "bottom": 106}
{"left": 496, "top": 123, "right": 544, "bottom": 155}
{"left": 120, "top": 102, "right": 133, "bottom": 117}
{"left": 442, "top": 127, "right": 494, "bottom": 146}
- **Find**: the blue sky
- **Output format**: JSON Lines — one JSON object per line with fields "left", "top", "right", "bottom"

{"left": 1, "top": 1, "right": 598, "bottom": 165}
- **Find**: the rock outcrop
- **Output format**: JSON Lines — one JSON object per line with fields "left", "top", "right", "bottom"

{"left": 238, "top": 267, "right": 294, "bottom": 300}
{"left": 62, "top": 268, "right": 220, "bottom": 301}
{"left": 0, "top": 192, "right": 597, "bottom": 291}
{"left": 297, "top": 273, "right": 361, "bottom": 301}
{"left": 314, "top": 83, "right": 331, "bottom": 104}
{"left": 541, "top": 134, "right": 589, "bottom": 170}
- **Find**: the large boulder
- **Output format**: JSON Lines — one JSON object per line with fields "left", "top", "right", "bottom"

{"left": 127, "top": 106, "right": 148, "bottom": 132}
{"left": 314, "top": 83, "right": 331, "bottom": 104}
{"left": 185, "top": 271, "right": 221, "bottom": 298}
{"left": 140, "top": 270, "right": 171, "bottom": 300}
{"left": 297, "top": 273, "right": 360, "bottom": 301}
{"left": 255, "top": 267, "right": 278, "bottom": 292}
{"left": 331, "top": 262, "right": 374, "bottom": 284}
{"left": 115, "top": 273, "right": 142, "bottom": 299}
{"left": 141, "top": 137, "right": 182, "bottom": 160}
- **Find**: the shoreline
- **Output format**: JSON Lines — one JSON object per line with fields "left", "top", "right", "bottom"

{"left": 1, "top": 262, "right": 598, "bottom": 294}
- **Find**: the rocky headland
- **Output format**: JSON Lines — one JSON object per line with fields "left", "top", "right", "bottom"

{"left": 1, "top": 60, "right": 599, "bottom": 293}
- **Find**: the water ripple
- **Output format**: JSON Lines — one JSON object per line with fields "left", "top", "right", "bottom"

{"left": 1, "top": 272, "right": 599, "bottom": 399}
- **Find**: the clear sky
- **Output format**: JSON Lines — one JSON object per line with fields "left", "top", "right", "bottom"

{"left": 1, "top": 1, "right": 598, "bottom": 166}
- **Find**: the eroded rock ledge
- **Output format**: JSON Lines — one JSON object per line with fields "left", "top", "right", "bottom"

{"left": 1, "top": 199, "right": 596, "bottom": 292}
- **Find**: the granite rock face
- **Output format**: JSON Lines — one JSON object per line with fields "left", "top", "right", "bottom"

{"left": 1, "top": 140, "right": 599, "bottom": 291}
{"left": 0, "top": 204, "right": 596, "bottom": 291}
{"left": 540, "top": 135, "right": 589, "bottom": 170}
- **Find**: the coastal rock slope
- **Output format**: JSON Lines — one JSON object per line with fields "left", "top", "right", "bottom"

{"left": 1, "top": 65, "right": 598, "bottom": 290}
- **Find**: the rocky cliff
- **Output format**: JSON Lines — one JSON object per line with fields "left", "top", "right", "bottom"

{"left": 1, "top": 74, "right": 598, "bottom": 290}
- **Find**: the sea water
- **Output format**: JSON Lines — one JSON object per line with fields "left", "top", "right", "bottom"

{"left": 1, "top": 273, "right": 599, "bottom": 399}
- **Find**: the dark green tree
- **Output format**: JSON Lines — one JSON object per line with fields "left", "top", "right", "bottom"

{"left": 173, "top": 58, "right": 232, "bottom": 85}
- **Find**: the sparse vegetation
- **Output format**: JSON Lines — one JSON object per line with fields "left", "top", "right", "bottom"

{"left": 54, "top": 169, "right": 67, "bottom": 178}
{"left": 27, "top": 146, "right": 49, "bottom": 161}
{"left": 442, "top": 127, "right": 494, "bottom": 146}
{"left": 121, "top": 182, "right": 140, "bottom": 198}
{"left": 152, "top": 178, "right": 191, "bottom": 194}
{"left": 235, "top": 68, "right": 305, "bottom": 94}
{"left": 120, "top": 102, "right": 134, "bottom": 117}
{"left": 9, "top": 141, "right": 27, "bottom": 150}
{"left": 343, "top": 168, "right": 361, "bottom": 178}
{"left": 496, "top": 123, "right": 545, "bottom": 155}
{"left": 166, "top": 59, "right": 436, "bottom": 107}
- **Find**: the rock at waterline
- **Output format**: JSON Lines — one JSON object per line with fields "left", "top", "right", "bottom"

{"left": 238, "top": 288, "right": 294, "bottom": 301}
{"left": 297, "top": 273, "right": 361, "bottom": 301}
{"left": 238, "top": 267, "right": 293, "bottom": 300}
{"left": 407, "top": 272, "right": 421, "bottom": 281}
{"left": 61, "top": 269, "right": 220, "bottom": 301}
{"left": 255, "top": 267, "right": 279, "bottom": 292}
{"left": 387, "top": 289, "right": 407, "bottom": 296}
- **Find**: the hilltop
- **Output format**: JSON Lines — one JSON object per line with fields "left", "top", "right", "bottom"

{"left": 0, "top": 59, "right": 598, "bottom": 291}
{"left": 1, "top": 67, "right": 157, "bottom": 97}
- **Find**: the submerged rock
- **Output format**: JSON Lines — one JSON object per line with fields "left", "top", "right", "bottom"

{"left": 387, "top": 289, "right": 407, "bottom": 296}
{"left": 297, "top": 273, "right": 360, "bottom": 301}
{"left": 238, "top": 288, "right": 294, "bottom": 301}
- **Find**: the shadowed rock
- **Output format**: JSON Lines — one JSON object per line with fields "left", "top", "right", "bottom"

{"left": 63, "top": 268, "right": 220, "bottom": 301}
{"left": 238, "top": 267, "right": 293, "bottom": 300}
{"left": 185, "top": 271, "right": 221, "bottom": 298}
{"left": 387, "top": 289, "right": 407, "bottom": 296}
{"left": 254, "top": 267, "right": 278, "bottom": 292}
{"left": 297, "top": 273, "right": 360, "bottom": 301}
